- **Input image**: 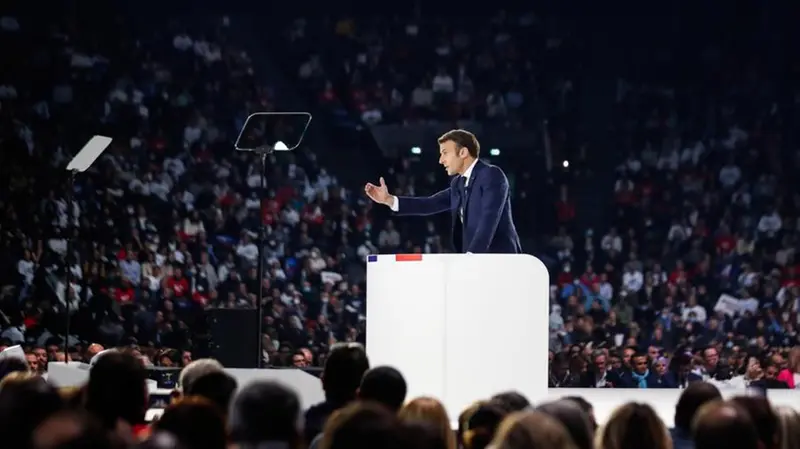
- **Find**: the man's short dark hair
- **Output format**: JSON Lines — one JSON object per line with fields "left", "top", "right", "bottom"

{"left": 490, "top": 391, "right": 530, "bottom": 412}
{"left": 184, "top": 371, "right": 238, "bottom": 416}
{"left": 562, "top": 396, "right": 597, "bottom": 430}
{"left": 562, "top": 396, "right": 592, "bottom": 414}
{"left": 154, "top": 397, "right": 228, "bottom": 449}
{"left": 84, "top": 352, "right": 148, "bottom": 429}
{"left": 465, "top": 403, "right": 508, "bottom": 449}
{"left": 323, "top": 343, "right": 370, "bottom": 404}
{"left": 229, "top": 380, "right": 301, "bottom": 444}
{"left": 674, "top": 381, "right": 722, "bottom": 431}
{"left": 359, "top": 366, "right": 407, "bottom": 413}
{"left": 438, "top": 129, "right": 480, "bottom": 158}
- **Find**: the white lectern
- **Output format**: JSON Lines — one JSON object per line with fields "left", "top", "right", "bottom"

{"left": 366, "top": 253, "right": 550, "bottom": 420}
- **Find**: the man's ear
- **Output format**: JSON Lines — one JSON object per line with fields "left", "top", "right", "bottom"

{"left": 459, "top": 147, "right": 469, "bottom": 159}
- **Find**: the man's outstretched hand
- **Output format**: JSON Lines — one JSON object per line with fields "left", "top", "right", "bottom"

{"left": 364, "top": 177, "right": 395, "bottom": 207}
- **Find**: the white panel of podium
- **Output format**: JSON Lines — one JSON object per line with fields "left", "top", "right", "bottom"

{"left": 366, "top": 254, "right": 550, "bottom": 420}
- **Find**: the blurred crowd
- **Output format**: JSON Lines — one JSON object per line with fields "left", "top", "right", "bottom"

{"left": 0, "top": 0, "right": 799, "bottom": 412}
{"left": 543, "top": 9, "right": 800, "bottom": 388}
{"left": 0, "top": 7, "right": 559, "bottom": 373}
{"left": 280, "top": 7, "right": 800, "bottom": 390}
{"left": 0, "top": 9, "right": 377, "bottom": 369}
{"left": 2, "top": 2, "right": 800, "bottom": 448}
{"left": 287, "top": 10, "right": 579, "bottom": 128}
{"left": 1, "top": 342, "right": 799, "bottom": 449}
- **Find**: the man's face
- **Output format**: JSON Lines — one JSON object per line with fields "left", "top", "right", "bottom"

{"left": 623, "top": 349, "right": 635, "bottom": 366}
{"left": 654, "top": 359, "right": 667, "bottom": 375}
{"left": 34, "top": 348, "right": 47, "bottom": 364}
{"left": 26, "top": 354, "right": 39, "bottom": 372}
{"left": 438, "top": 140, "right": 466, "bottom": 176}
{"left": 594, "top": 355, "right": 606, "bottom": 372}
{"left": 633, "top": 356, "right": 649, "bottom": 374}
{"left": 292, "top": 354, "right": 308, "bottom": 368}
{"left": 704, "top": 348, "right": 719, "bottom": 367}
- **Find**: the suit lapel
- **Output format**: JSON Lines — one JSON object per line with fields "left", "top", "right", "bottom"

{"left": 450, "top": 176, "right": 463, "bottom": 252}
{"left": 462, "top": 160, "right": 485, "bottom": 222}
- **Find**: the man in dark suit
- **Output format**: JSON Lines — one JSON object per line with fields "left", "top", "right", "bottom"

{"left": 365, "top": 129, "right": 521, "bottom": 254}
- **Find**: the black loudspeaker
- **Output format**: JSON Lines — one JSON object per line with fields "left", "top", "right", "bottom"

{"left": 207, "top": 308, "right": 259, "bottom": 368}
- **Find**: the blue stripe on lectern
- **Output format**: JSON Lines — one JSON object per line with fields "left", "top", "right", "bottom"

{"left": 367, "top": 255, "right": 378, "bottom": 262}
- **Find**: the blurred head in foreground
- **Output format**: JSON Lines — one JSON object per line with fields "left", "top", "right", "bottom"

{"left": 0, "top": 374, "right": 65, "bottom": 448}
{"left": 399, "top": 397, "right": 456, "bottom": 449}
{"left": 491, "top": 411, "right": 578, "bottom": 449}
{"left": 693, "top": 400, "right": 759, "bottom": 449}
{"left": 596, "top": 402, "right": 670, "bottom": 449}
{"left": 358, "top": 366, "right": 407, "bottom": 413}
{"left": 33, "top": 410, "right": 125, "bottom": 449}
{"left": 230, "top": 380, "right": 302, "bottom": 449}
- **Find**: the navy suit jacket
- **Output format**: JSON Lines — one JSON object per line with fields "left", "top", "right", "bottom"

{"left": 394, "top": 160, "right": 521, "bottom": 254}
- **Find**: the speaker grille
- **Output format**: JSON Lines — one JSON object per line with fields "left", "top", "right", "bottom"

{"left": 207, "top": 308, "right": 259, "bottom": 368}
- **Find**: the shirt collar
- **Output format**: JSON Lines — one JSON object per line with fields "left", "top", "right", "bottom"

{"left": 462, "top": 159, "right": 479, "bottom": 184}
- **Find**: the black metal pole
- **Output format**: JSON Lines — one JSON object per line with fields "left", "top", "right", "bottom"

{"left": 64, "top": 170, "right": 76, "bottom": 363}
{"left": 256, "top": 154, "right": 267, "bottom": 368}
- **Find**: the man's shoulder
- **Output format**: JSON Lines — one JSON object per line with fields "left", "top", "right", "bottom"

{"left": 477, "top": 159, "right": 504, "bottom": 172}
{"left": 475, "top": 160, "right": 508, "bottom": 181}
{"left": 305, "top": 401, "right": 336, "bottom": 419}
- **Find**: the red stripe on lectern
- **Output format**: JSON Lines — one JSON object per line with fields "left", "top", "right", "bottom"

{"left": 395, "top": 254, "right": 423, "bottom": 262}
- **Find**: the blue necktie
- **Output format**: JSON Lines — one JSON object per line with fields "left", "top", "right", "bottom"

{"left": 459, "top": 176, "right": 468, "bottom": 222}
